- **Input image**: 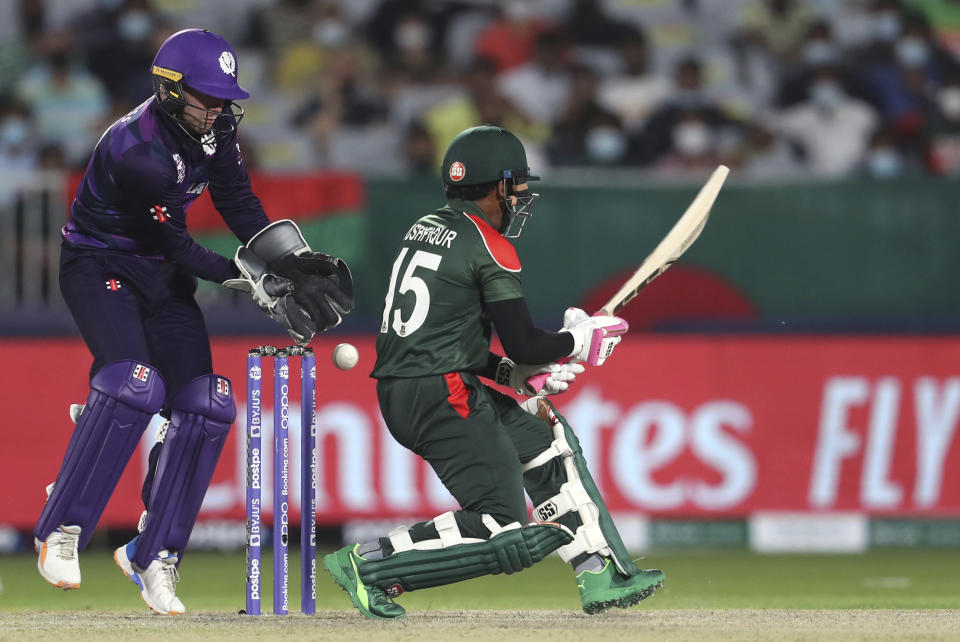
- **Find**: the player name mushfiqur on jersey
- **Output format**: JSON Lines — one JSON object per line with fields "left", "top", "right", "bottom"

{"left": 403, "top": 223, "right": 458, "bottom": 248}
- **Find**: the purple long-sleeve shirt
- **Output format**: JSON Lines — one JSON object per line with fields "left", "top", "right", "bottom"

{"left": 62, "top": 97, "right": 269, "bottom": 283}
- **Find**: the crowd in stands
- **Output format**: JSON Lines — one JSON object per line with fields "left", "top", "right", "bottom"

{"left": 2, "top": 0, "right": 960, "bottom": 183}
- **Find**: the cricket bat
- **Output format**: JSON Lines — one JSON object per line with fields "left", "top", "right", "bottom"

{"left": 597, "top": 164, "right": 729, "bottom": 316}
{"left": 527, "top": 165, "right": 729, "bottom": 392}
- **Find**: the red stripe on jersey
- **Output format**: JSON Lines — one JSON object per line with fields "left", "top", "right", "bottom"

{"left": 464, "top": 214, "right": 521, "bottom": 272}
{"left": 443, "top": 373, "right": 471, "bottom": 419}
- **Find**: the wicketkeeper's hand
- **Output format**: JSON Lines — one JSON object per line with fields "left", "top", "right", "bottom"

{"left": 496, "top": 357, "right": 585, "bottom": 396}
{"left": 269, "top": 250, "right": 354, "bottom": 333}
{"left": 244, "top": 220, "right": 354, "bottom": 335}
{"left": 560, "top": 307, "right": 629, "bottom": 366}
{"left": 223, "top": 246, "right": 317, "bottom": 345}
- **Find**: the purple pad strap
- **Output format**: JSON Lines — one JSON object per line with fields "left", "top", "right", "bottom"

{"left": 133, "top": 374, "right": 235, "bottom": 570}
{"left": 35, "top": 361, "right": 166, "bottom": 548}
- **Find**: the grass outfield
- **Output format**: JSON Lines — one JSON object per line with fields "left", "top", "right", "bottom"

{"left": 1, "top": 549, "right": 959, "bottom": 640}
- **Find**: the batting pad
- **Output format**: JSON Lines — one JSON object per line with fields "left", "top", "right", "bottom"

{"left": 358, "top": 522, "right": 573, "bottom": 595}
{"left": 523, "top": 398, "right": 638, "bottom": 578}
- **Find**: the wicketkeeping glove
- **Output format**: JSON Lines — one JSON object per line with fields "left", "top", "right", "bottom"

{"left": 245, "top": 220, "right": 354, "bottom": 334}
{"left": 269, "top": 250, "right": 354, "bottom": 333}
{"left": 560, "top": 307, "right": 629, "bottom": 366}
{"left": 223, "top": 246, "right": 317, "bottom": 345}
{"left": 496, "top": 357, "right": 586, "bottom": 396}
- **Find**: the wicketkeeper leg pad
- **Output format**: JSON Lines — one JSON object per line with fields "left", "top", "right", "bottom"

{"left": 358, "top": 512, "right": 573, "bottom": 595}
{"left": 133, "top": 374, "right": 235, "bottom": 570}
{"left": 34, "top": 360, "right": 166, "bottom": 549}
{"left": 522, "top": 398, "right": 638, "bottom": 578}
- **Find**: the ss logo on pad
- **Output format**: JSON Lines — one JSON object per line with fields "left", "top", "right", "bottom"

{"left": 537, "top": 502, "right": 558, "bottom": 521}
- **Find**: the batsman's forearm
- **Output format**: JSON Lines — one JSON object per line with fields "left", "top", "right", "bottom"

{"left": 503, "top": 328, "right": 574, "bottom": 364}
{"left": 485, "top": 298, "right": 575, "bottom": 365}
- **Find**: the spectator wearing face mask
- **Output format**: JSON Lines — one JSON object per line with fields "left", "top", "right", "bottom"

{"left": 765, "top": 66, "right": 879, "bottom": 176}
{"left": 72, "top": 0, "right": 166, "bottom": 105}
{"left": 635, "top": 56, "right": 739, "bottom": 166}
{"left": 289, "top": 33, "right": 389, "bottom": 167}
{"left": 860, "top": 127, "right": 911, "bottom": 178}
{"left": 858, "top": 11, "right": 959, "bottom": 129}
{"left": 366, "top": 2, "right": 451, "bottom": 85}
{"left": 849, "top": 0, "right": 908, "bottom": 66}
{"left": 389, "top": 13, "right": 439, "bottom": 81}
{"left": 267, "top": 2, "right": 369, "bottom": 92}
{"left": 777, "top": 21, "right": 874, "bottom": 109}
{"left": 546, "top": 66, "right": 632, "bottom": 166}
{"left": 654, "top": 110, "right": 740, "bottom": 175}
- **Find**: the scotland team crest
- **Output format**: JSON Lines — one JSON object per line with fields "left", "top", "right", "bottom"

{"left": 219, "top": 51, "right": 236, "bottom": 76}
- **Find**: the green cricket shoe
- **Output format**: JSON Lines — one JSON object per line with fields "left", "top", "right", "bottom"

{"left": 577, "top": 560, "right": 665, "bottom": 615}
{"left": 323, "top": 544, "right": 406, "bottom": 620}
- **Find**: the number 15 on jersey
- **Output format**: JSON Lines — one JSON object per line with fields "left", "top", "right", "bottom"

{"left": 381, "top": 248, "right": 443, "bottom": 337}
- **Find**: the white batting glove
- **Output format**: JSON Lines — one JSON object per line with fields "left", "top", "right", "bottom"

{"left": 496, "top": 358, "right": 586, "bottom": 396}
{"left": 560, "top": 307, "right": 629, "bottom": 366}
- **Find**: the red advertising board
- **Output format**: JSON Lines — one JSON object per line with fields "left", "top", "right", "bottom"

{"left": 2, "top": 336, "right": 958, "bottom": 530}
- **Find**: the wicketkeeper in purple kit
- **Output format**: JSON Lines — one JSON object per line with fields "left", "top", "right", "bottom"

{"left": 33, "top": 29, "right": 353, "bottom": 614}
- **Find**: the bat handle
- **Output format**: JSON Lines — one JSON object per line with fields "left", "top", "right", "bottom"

{"left": 524, "top": 309, "right": 609, "bottom": 394}
{"left": 525, "top": 356, "right": 573, "bottom": 394}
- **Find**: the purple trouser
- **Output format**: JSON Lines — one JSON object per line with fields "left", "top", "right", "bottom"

{"left": 59, "top": 244, "right": 214, "bottom": 397}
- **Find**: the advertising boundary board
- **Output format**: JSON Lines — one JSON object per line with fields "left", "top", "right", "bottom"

{"left": 1, "top": 336, "right": 957, "bottom": 539}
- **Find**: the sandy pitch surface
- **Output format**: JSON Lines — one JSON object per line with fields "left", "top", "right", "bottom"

{"left": 2, "top": 609, "right": 959, "bottom": 641}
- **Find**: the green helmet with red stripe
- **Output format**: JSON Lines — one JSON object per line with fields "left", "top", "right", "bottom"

{"left": 441, "top": 125, "right": 540, "bottom": 238}
{"left": 441, "top": 125, "right": 539, "bottom": 186}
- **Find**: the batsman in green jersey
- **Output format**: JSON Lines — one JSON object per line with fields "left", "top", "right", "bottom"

{"left": 324, "top": 125, "right": 664, "bottom": 619}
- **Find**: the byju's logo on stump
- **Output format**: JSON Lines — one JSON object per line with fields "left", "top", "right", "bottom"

{"left": 448, "top": 161, "right": 465, "bottom": 182}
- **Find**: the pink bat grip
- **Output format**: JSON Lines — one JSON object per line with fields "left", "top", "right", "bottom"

{"left": 525, "top": 356, "right": 571, "bottom": 395}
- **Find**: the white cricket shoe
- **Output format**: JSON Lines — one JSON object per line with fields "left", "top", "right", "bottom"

{"left": 68, "top": 403, "right": 84, "bottom": 423}
{"left": 114, "top": 542, "right": 186, "bottom": 615}
{"left": 35, "top": 525, "right": 82, "bottom": 589}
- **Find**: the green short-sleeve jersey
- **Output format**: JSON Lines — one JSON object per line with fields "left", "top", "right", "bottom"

{"left": 372, "top": 198, "right": 523, "bottom": 379}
